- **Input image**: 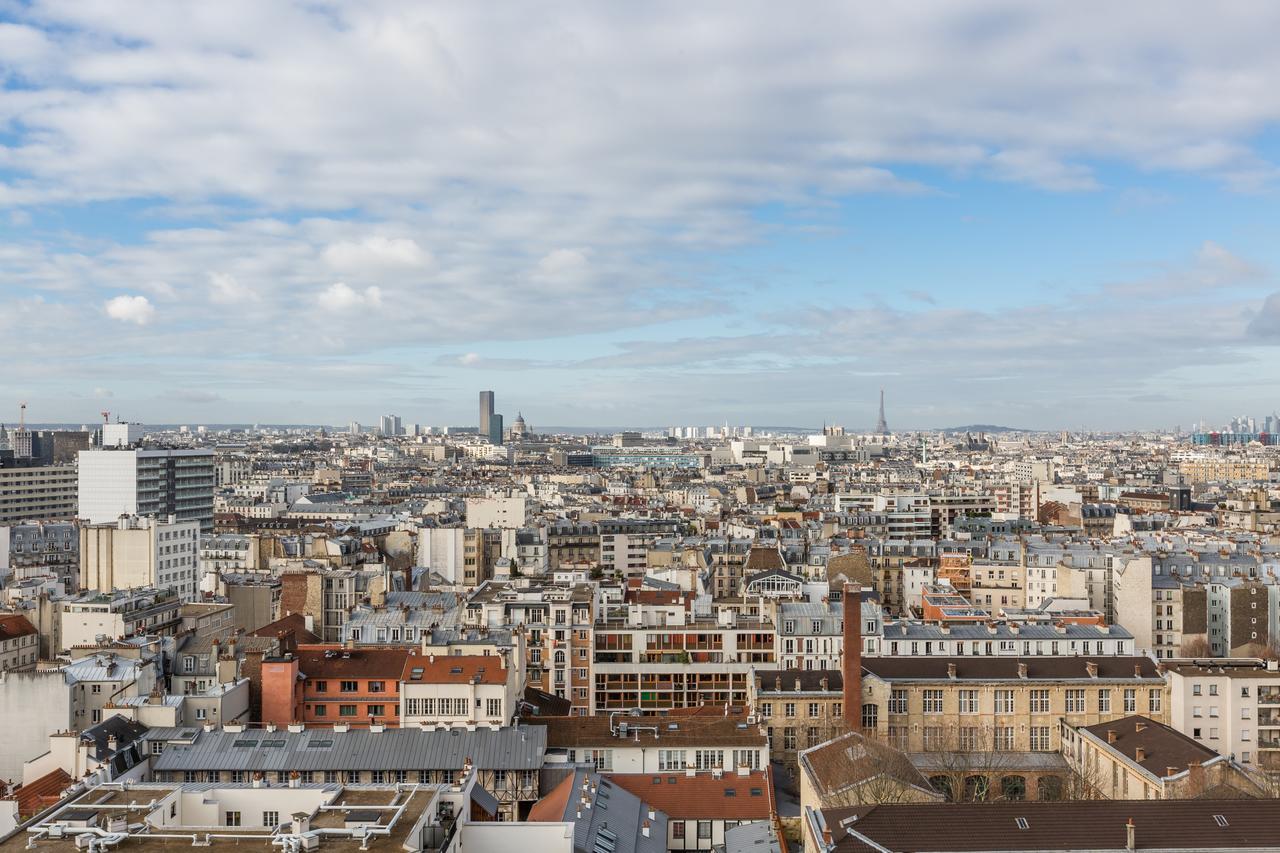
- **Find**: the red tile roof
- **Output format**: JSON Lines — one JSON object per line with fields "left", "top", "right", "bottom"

{"left": 294, "top": 645, "right": 410, "bottom": 679}
{"left": 401, "top": 653, "right": 509, "bottom": 685}
{"left": 15, "top": 769, "right": 72, "bottom": 818}
{"left": 528, "top": 774, "right": 575, "bottom": 822}
{"left": 0, "top": 614, "right": 37, "bottom": 642}
{"left": 606, "top": 771, "right": 773, "bottom": 820}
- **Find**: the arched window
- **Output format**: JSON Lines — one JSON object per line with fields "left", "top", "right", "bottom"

{"left": 554, "top": 650, "right": 566, "bottom": 665}
{"left": 1001, "top": 775, "right": 1027, "bottom": 801}
{"left": 928, "top": 775, "right": 953, "bottom": 801}
{"left": 963, "top": 775, "right": 990, "bottom": 802}
{"left": 860, "top": 703, "right": 878, "bottom": 730}
{"left": 1038, "top": 775, "right": 1063, "bottom": 801}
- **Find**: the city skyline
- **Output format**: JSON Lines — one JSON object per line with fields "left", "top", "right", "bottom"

{"left": 4, "top": 3, "right": 1280, "bottom": 427}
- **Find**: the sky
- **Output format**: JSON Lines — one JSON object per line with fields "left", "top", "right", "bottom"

{"left": 3, "top": 2, "right": 1280, "bottom": 431}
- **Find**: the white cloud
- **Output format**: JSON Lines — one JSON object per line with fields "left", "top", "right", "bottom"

{"left": 208, "top": 272, "right": 259, "bottom": 304}
{"left": 322, "top": 236, "right": 433, "bottom": 271}
{"left": 317, "top": 282, "right": 383, "bottom": 312}
{"left": 104, "top": 294, "right": 155, "bottom": 325}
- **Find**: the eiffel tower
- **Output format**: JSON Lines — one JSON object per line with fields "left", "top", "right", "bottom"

{"left": 875, "top": 388, "right": 889, "bottom": 435}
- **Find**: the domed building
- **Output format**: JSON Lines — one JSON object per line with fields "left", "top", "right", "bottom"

{"left": 511, "top": 412, "right": 529, "bottom": 439}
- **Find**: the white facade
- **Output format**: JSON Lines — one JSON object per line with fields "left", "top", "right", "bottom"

{"left": 80, "top": 515, "right": 201, "bottom": 600}
{"left": 1166, "top": 660, "right": 1280, "bottom": 771}
{"left": 417, "top": 527, "right": 467, "bottom": 583}
{"left": 78, "top": 448, "right": 215, "bottom": 531}
{"left": 466, "top": 497, "right": 531, "bottom": 529}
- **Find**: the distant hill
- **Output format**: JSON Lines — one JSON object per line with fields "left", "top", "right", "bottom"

{"left": 939, "top": 424, "right": 1026, "bottom": 434}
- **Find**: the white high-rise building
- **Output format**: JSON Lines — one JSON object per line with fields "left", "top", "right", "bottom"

{"left": 80, "top": 514, "right": 201, "bottom": 600}
{"left": 78, "top": 447, "right": 215, "bottom": 532}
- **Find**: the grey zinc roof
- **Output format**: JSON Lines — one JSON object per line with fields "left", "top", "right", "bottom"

{"left": 148, "top": 725, "right": 547, "bottom": 773}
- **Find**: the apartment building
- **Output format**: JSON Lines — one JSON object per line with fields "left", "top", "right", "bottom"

{"left": 0, "top": 614, "right": 39, "bottom": 671}
{"left": 1164, "top": 658, "right": 1280, "bottom": 771}
{"left": 861, "top": 656, "right": 1169, "bottom": 754}
{"left": 592, "top": 596, "right": 775, "bottom": 712}
{"left": 259, "top": 646, "right": 408, "bottom": 728}
{"left": 400, "top": 653, "right": 520, "bottom": 727}
{"left": 78, "top": 447, "right": 216, "bottom": 532}
{"left": 80, "top": 515, "right": 200, "bottom": 601}
{"left": 0, "top": 463, "right": 78, "bottom": 524}
{"left": 775, "top": 598, "right": 882, "bottom": 670}
{"left": 465, "top": 580, "right": 596, "bottom": 715}
{"left": 599, "top": 519, "right": 682, "bottom": 576}
{"left": 55, "top": 589, "right": 183, "bottom": 652}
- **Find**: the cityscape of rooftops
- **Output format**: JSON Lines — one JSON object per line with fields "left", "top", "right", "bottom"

{"left": 5, "top": 3, "right": 1280, "bottom": 852}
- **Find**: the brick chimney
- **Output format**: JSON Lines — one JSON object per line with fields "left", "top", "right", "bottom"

{"left": 842, "top": 582, "right": 862, "bottom": 730}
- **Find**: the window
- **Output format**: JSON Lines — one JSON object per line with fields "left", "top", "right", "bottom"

{"left": 91, "top": 684, "right": 102, "bottom": 694}
{"left": 958, "top": 726, "right": 978, "bottom": 751}
{"left": 695, "top": 750, "right": 724, "bottom": 770}
{"left": 1148, "top": 690, "right": 1162, "bottom": 713}
{"left": 340, "top": 680, "right": 358, "bottom": 693}
{"left": 923, "top": 689, "right": 943, "bottom": 714}
{"left": 367, "top": 705, "right": 385, "bottom": 717}
{"left": 1030, "top": 726, "right": 1051, "bottom": 751}
{"left": 889, "top": 689, "right": 908, "bottom": 714}
{"left": 314, "top": 704, "right": 327, "bottom": 716}
{"left": 369, "top": 681, "right": 385, "bottom": 692}
{"left": 784, "top": 702, "right": 796, "bottom": 718}
{"left": 861, "top": 703, "right": 878, "bottom": 730}
{"left": 760, "top": 703, "right": 773, "bottom": 719}
{"left": 923, "top": 726, "right": 943, "bottom": 751}
{"left": 1098, "top": 689, "right": 1111, "bottom": 714}
{"left": 1124, "top": 689, "right": 1136, "bottom": 713}
{"left": 659, "top": 750, "right": 687, "bottom": 771}
{"left": 994, "top": 689, "right": 1014, "bottom": 714}
{"left": 314, "top": 680, "right": 327, "bottom": 693}
{"left": 994, "top": 727, "right": 1015, "bottom": 751}
{"left": 808, "top": 702, "right": 820, "bottom": 718}
{"left": 783, "top": 728, "right": 796, "bottom": 750}
{"left": 672, "top": 823, "right": 685, "bottom": 840}
{"left": 339, "top": 704, "right": 358, "bottom": 717}
{"left": 263, "top": 812, "right": 279, "bottom": 828}
{"left": 1193, "top": 684, "right": 1202, "bottom": 696}
{"left": 487, "top": 698, "right": 502, "bottom": 718}
{"left": 224, "top": 812, "right": 241, "bottom": 827}
{"left": 698, "top": 822, "right": 712, "bottom": 840}
{"left": 1030, "top": 689, "right": 1050, "bottom": 713}
{"left": 959, "top": 689, "right": 979, "bottom": 714}
{"left": 591, "top": 749, "right": 613, "bottom": 771}
{"left": 1065, "top": 689, "right": 1085, "bottom": 714}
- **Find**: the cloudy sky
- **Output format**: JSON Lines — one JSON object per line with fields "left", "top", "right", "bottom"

{"left": 3, "top": 1, "right": 1280, "bottom": 430}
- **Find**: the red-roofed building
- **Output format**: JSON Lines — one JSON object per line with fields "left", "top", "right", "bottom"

{"left": 606, "top": 769, "right": 774, "bottom": 851}
{"left": 0, "top": 613, "right": 38, "bottom": 671}
{"left": 259, "top": 644, "right": 408, "bottom": 727}
{"left": 400, "top": 652, "right": 522, "bottom": 728}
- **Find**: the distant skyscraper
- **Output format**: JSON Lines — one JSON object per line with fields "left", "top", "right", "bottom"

{"left": 488, "top": 413, "right": 504, "bottom": 445}
{"left": 875, "top": 389, "right": 889, "bottom": 435}
{"left": 379, "top": 414, "right": 402, "bottom": 436}
{"left": 349, "top": 421, "right": 361, "bottom": 435}
{"left": 479, "top": 391, "right": 495, "bottom": 435}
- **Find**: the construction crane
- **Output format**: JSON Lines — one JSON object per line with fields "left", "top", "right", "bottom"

{"left": 101, "top": 411, "right": 111, "bottom": 425}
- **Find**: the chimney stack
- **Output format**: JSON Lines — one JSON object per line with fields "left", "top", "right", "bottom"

{"left": 1135, "top": 747, "right": 1145, "bottom": 762}
{"left": 1107, "top": 730, "right": 1118, "bottom": 744}
{"left": 842, "top": 582, "right": 862, "bottom": 730}
{"left": 1126, "top": 818, "right": 1135, "bottom": 852}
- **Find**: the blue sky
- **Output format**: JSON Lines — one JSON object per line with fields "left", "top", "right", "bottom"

{"left": 3, "top": 1, "right": 1280, "bottom": 430}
